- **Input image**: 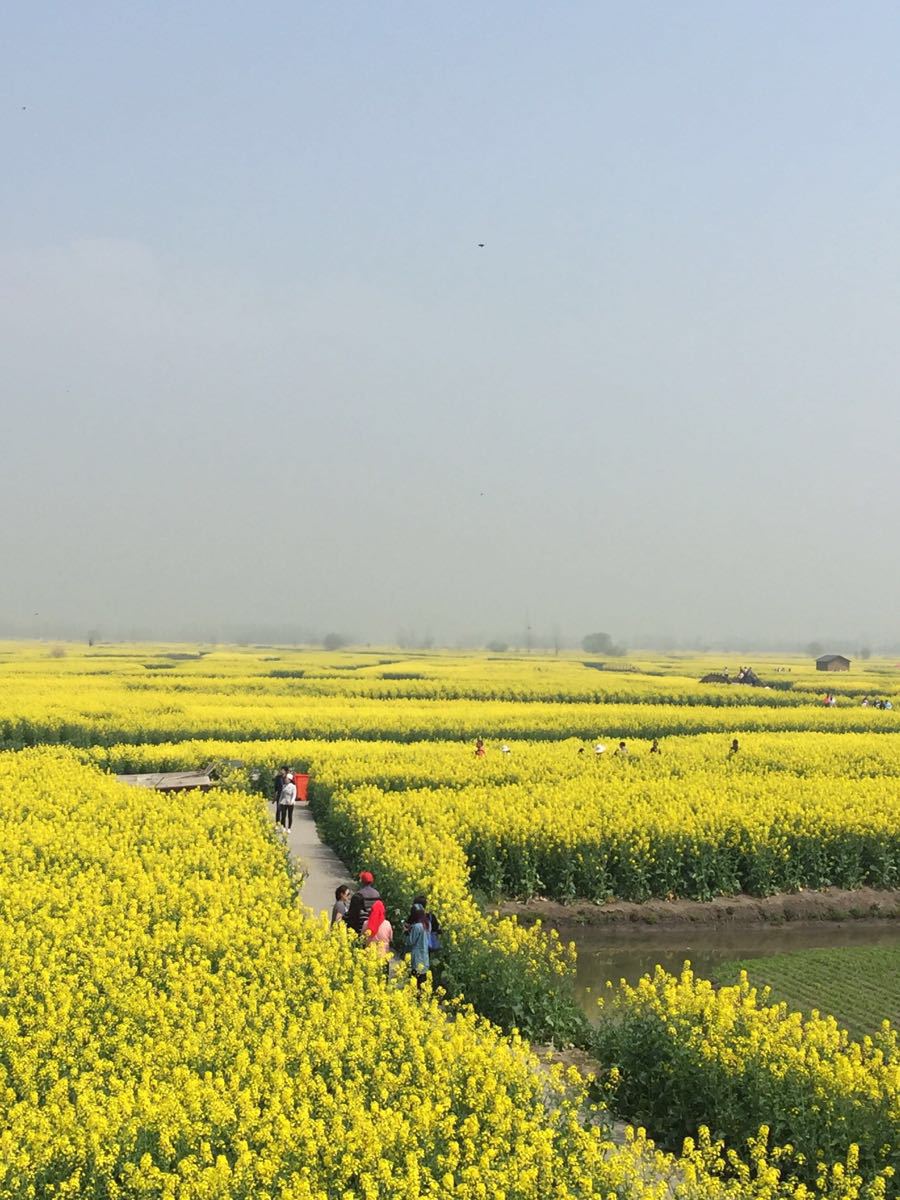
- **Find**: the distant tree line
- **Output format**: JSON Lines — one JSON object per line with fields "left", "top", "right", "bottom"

{"left": 581, "top": 632, "right": 627, "bottom": 657}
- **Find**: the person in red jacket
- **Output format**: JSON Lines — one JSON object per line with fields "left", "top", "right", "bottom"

{"left": 345, "top": 871, "right": 381, "bottom": 935}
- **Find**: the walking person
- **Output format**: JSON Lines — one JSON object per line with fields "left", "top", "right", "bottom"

{"left": 273, "top": 765, "right": 287, "bottom": 824}
{"left": 728, "top": 737, "right": 740, "bottom": 757}
{"left": 407, "top": 909, "right": 430, "bottom": 988}
{"left": 279, "top": 771, "right": 297, "bottom": 829}
{"left": 364, "top": 899, "right": 393, "bottom": 963}
{"left": 331, "top": 884, "right": 351, "bottom": 927}
{"left": 345, "top": 871, "right": 381, "bottom": 935}
{"left": 406, "top": 895, "right": 442, "bottom": 950}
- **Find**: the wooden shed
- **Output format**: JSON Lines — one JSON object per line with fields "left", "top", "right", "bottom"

{"left": 816, "top": 654, "right": 851, "bottom": 672}
{"left": 116, "top": 768, "right": 215, "bottom": 793}
{"left": 115, "top": 759, "right": 243, "bottom": 793}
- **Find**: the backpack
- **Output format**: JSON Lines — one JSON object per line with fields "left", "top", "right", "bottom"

{"left": 427, "top": 915, "right": 442, "bottom": 952}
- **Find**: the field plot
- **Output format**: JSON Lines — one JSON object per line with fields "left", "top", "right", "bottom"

{"left": 596, "top": 964, "right": 900, "bottom": 1191}
{"left": 717, "top": 945, "right": 900, "bottom": 1040}
{"left": 0, "top": 748, "right": 628, "bottom": 1199}
{"left": 1, "top": 643, "right": 899, "bottom": 1197}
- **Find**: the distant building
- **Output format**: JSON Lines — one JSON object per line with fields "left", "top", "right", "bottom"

{"left": 816, "top": 654, "right": 851, "bottom": 672}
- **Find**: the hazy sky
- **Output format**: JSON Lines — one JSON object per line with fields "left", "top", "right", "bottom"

{"left": 3, "top": 2, "right": 900, "bottom": 646}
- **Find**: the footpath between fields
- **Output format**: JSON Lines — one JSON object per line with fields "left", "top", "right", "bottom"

{"left": 497, "top": 884, "right": 900, "bottom": 931}
{"left": 280, "top": 801, "right": 352, "bottom": 917}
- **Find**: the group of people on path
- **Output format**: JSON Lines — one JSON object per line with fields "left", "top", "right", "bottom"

{"left": 270, "top": 767, "right": 439, "bottom": 986}
{"left": 824, "top": 692, "right": 893, "bottom": 709}
{"left": 578, "top": 740, "right": 634, "bottom": 757}
{"left": 331, "top": 871, "right": 440, "bottom": 988}
{"left": 479, "top": 735, "right": 741, "bottom": 759}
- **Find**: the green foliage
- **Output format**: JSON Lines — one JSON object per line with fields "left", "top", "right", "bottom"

{"left": 594, "top": 965, "right": 900, "bottom": 1193}
{"left": 582, "top": 631, "right": 627, "bottom": 655}
{"left": 716, "top": 946, "right": 900, "bottom": 1041}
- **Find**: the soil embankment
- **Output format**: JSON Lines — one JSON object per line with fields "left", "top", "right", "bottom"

{"left": 495, "top": 885, "right": 900, "bottom": 933}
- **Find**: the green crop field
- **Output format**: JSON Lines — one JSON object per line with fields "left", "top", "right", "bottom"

{"left": 716, "top": 945, "right": 900, "bottom": 1040}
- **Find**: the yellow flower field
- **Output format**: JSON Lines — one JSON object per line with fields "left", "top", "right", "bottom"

{"left": 596, "top": 965, "right": 900, "bottom": 1191}
{"left": 0, "top": 748, "right": 609, "bottom": 1198}
{"left": 2, "top": 746, "right": 879, "bottom": 1199}
{"left": 1, "top": 643, "right": 899, "bottom": 1196}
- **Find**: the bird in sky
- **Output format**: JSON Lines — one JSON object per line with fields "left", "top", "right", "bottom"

{"left": 477, "top": 243, "right": 485, "bottom": 248}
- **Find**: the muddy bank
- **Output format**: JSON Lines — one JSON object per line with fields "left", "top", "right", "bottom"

{"left": 494, "top": 885, "right": 900, "bottom": 932}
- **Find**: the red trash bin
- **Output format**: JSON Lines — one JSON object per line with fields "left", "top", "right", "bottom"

{"left": 293, "top": 773, "right": 310, "bottom": 803}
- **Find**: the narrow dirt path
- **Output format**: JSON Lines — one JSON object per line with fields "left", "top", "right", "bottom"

{"left": 280, "top": 803, "right": 353, "bottom": 917}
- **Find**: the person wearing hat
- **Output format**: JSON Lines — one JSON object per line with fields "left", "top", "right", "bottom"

{"left": 345, "top": 871, "right": 381, "bottom": 935}
{"left": 279, "top": 771, "right": 297, "bottom": 829}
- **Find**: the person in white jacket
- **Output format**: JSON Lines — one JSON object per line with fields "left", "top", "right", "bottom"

{"left": 279, "top": 772, "right": 297, "bottom": 829}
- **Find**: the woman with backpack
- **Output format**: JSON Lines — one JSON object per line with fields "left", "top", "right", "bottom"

{"left": 407, "top": 909, "right": 430, "bottom": 988}
{"left": 406, "top": 895, "right": 441, "bottom": 953}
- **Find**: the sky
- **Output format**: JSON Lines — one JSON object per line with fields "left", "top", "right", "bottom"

{"left": 3, "top": 2, "right": 900, "bottom": 648}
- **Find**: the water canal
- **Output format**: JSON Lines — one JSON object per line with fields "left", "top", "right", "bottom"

{"left": 569, "top": 920, "right": 900, "bottom": 1019}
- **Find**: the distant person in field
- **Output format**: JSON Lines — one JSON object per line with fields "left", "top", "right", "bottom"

{"left": 649, "top": 738, "right": 661, "bottom": 754}
{"left": 331, "top": 884, "right": 351, "bottom": 927}
{"left": 614, "top": 741, "right": 628, "bottom": 756}
{"left": 728, "top": 738, "right": 740, "bottom": 756}
{"left": 594, "top": 742, "right": 606, "bottom": 756}
{"left": 407, "top": 908, "right": 430, "bottom": 987}
{"left": 346, "top": 871, "right": 381, "bottom": 935}
{"left": 474, "top": 737, "right": 486, "bottom": 758}
{"left": 273, "top": 765, "right": 288, "bottom": 823}
{"left": 364, "top": 899, "right": 393, "bottom": 960}
{"left": 279, "top": 771, "right": 297, "bottom": 829}
{"left": 885, "top": 699, "right": 893, "bottom": 710}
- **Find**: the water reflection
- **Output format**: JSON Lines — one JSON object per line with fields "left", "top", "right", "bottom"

{"left": 569, "top": 921, "right": 900, "bottom": 1020}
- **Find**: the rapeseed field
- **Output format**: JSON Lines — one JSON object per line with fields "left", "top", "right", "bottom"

{"left": 1, "top": 642, "right": 898, "bottom": 1196}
